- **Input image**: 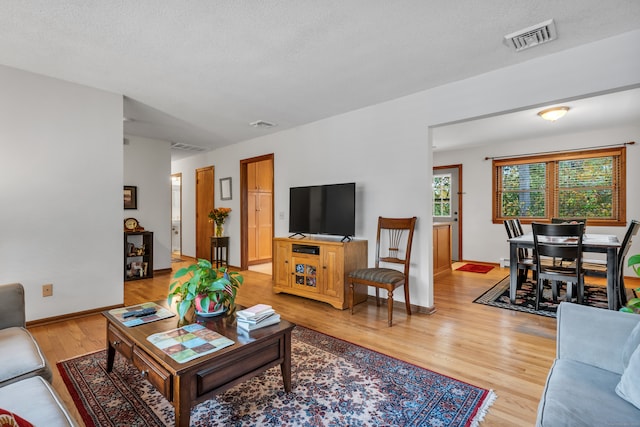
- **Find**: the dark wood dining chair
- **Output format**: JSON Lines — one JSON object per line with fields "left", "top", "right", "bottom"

{"left": 532, "top": 222, "right": 585, "bottom": 310}
{"left": 582, "top": 220, "right": 640, "bottom": 309}
{"left": 504, "top": 219, "right": 536, "bottom": 288}
{"left": 348, "top": 217, "right": 417, "bottom": 326}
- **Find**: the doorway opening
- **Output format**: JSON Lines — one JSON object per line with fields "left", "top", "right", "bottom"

{"left": 171, "top": 173, "right": 182, "bottom": 260}
{"left": 433, "top": 164, "right": 462, "bottom": 261}
{"left": 240, "top": 154, "right": 274, "bottom": 272}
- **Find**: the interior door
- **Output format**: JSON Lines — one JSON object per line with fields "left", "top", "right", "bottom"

{"left": 433, "top": 165, "right": 462, "bottom": 261}
{"left": 195, "top": 166, "right": 215, "bottom": 260}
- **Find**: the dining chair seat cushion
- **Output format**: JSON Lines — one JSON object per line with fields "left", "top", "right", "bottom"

{"left": 349, "top": 268, "right": 404, "bottom": 285}
{"left": 0, "top": 327, "right": 52, "bottom": 387}
{"left": 538, "top": 358, "right": 639, "bottom": 426}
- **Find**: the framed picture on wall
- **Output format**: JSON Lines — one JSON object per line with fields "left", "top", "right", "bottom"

{"left": 220, "top": 177, "right": 232, "bottom": 200}
{"left": 124, "top": 186, "right": 137, "bottom": 209}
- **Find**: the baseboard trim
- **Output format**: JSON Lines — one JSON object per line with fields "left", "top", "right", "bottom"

{"left": 26, "top": 304, "right": 122, "bottom": 328}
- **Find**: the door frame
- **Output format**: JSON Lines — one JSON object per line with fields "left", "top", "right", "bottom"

{"left": 240, "top": 154, "right": 274, "bottom": 270}
{"left": 433, "top": 164, "right": 463, "bottom": 261}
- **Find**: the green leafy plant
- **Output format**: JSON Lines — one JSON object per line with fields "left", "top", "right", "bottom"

{"left": 167, "top": 259, "right": 243, "bottom": 321}
{"left": 620, "top": 254, "right": 640, "bottom": 313}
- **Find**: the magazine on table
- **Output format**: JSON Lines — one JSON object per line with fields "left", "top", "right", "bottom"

{"left": 147, "top": 323, "right": 234, "bottom": 363}
{"left": 108, "top": 302, "right": 175, "bottom": 327}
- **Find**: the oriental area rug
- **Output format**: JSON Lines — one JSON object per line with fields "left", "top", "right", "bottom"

{"left": 58, "top": 327, "right": 496, "bottom": 427}
{"left": 474, "top": 276, "right": 633, "bottom": 318}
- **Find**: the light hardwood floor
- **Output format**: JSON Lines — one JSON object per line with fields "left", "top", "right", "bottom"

{"left": 30, "top": 260, "right": 562, "bottom": 426}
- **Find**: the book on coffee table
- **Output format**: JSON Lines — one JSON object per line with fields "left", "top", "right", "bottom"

{"left": 236, "top": 304, "right": 273, "bottom": 320}
{"left": 147, "top": 323, "right": 234, "bottom": 363}
{"left": 237, "top": 313, "right": 281, "bottom": 332}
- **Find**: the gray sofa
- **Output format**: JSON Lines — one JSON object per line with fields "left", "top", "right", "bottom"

{"left": 537, "top": 302, "right": 640, "bottom": 426}
{"left": 0, "top": 283, "right": 79, "bottom": 426}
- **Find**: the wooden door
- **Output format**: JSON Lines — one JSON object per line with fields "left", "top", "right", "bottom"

{"left": 241, "top": 154, "right": 274, "bottom": 268}
{"left": 196, "top": 166, "right": 215, "bottom": 260}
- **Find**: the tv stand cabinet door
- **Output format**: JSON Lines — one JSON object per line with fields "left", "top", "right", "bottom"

{"left": 273, "top": 240, "right": 291, "bottom": 289}
{"left": 321, "top": 245, "right": 343, "bottom": 300}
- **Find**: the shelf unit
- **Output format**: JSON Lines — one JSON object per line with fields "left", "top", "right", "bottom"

{"left": 124, "top": 231, "right": 153, "bottom": 281}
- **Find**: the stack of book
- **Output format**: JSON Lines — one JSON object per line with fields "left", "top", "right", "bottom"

{"left": 236, "top": 304, "right": 280, "bottom": 331}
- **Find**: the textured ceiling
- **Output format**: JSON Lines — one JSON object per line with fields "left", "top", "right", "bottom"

{"left": 2, "top": 1, "right": 640, "bottom": 158}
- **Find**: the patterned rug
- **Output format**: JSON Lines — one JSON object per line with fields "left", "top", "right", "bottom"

{"left": 57, "top": 327, "right": 496, "bottom": 426}
{"left": 473, "top": 276, "right": 632, "bottom": 318}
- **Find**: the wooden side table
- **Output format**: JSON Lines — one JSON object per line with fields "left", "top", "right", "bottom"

{"left": 210, "top": 236, "right": 229, "bottom": 268}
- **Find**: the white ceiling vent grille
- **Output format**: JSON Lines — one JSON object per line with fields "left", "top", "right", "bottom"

{"left": 503, "top": 19, "right": 557, "bottom": 52}
{"left": 249, "top": 120, "right": 276, "bottom": 129}
{"left": 170, "top": 142, "right": 207, "bottom": 152}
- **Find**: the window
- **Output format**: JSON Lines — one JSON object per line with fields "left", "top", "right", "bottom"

{"left": 493, "top": 147, "right": 626, "bottom": 226}
{"left": 433, "top": 173, "right": 451, "bottom": 217}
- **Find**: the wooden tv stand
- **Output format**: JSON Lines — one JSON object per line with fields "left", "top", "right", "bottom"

{"left": 272, "top": 237, "right": 368, "bottom": 309}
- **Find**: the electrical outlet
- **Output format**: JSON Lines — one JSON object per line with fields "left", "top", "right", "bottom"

{"left": 42, "top": 284, "right": 53, "bottom": 297}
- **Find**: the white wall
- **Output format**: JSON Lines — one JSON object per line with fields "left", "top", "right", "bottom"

{"left": 434, "top": 124, "right": 640, "bottom": 276}
{"left": 123, "top": 135, "right": 172, "bottom": 271}
{"left": 0, "top": 65, "right": 123, "bottom": 320}
{"left": 173, "top": 30, "right": 640, "bottom": 310}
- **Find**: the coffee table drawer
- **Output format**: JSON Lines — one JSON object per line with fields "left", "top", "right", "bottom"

{"left": 196, "top": 335, "right": 284, "bottom": 395}
{"left": 107, "top": 324, "right": 133, "bottom": 360}
{"left": 133, "top": 347, "right": 173, "bottom": 401}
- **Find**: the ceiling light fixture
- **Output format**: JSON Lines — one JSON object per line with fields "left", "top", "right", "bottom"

{"left": 537, "top": 106, "right": 569, "bottom": 122}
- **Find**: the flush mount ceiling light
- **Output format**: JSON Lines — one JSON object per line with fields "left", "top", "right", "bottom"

{"left": 537, "top": 106, "right": 570, "bottom": 122}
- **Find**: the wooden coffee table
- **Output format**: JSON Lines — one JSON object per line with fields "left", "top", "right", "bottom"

{"left": 103, "top": 304, "right": 295, "bottom": 427}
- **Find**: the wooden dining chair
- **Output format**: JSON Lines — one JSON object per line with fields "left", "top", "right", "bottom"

{"left": 504, "top": 219, "right": 536, "bottom": 288}
{"left": 348, "top": 217, "right": 417, "bottom": 326}
{"left": 532, "top": 222, "right": 585, "bottom": 310}
{"left": 582, "top": 220, "right": 640, "bottom": 309}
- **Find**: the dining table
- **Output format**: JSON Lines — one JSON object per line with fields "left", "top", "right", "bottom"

{"left": 508, "top": 233, "right": 621, "bottom": 310}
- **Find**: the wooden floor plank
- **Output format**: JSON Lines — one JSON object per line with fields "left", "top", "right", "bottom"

{"left": 30, "top": 260, "right": 601, "bottom": 426}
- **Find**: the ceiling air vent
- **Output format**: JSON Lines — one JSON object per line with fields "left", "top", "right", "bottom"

{"left": 249, "top": 120, "right": 276, "bottom": 129}
{"left": 503, "top": 19, "right": 557, "bottom": 52}
{"left": 170, "top": 142, "right": 207, "bottom": 152}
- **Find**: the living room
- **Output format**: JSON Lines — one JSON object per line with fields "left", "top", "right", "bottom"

{"left": 1, "top": 3, "right": 640, "bottom": 425}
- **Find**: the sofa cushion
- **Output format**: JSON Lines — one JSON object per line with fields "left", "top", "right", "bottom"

{"left": 537, "top": 359, "right": 639, "bottom": 426}
{"left": 0, "top": 376, "right": 78, "bottom": 427}
{"left": 616, "top": 343, "right": 640, "bottom": 409}
{"left": 622, "top": 320, "right": 640, "bottom": 369}
{"left": 0, "top": 327, "right": 52, "bottom": 387}
{"left": 0, "top": 408, "right": 34, "bottom": 427}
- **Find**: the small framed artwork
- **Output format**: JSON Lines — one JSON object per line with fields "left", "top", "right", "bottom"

{"left": 220, "top": 177, "right": 232, "bottom": 200}
{"left": 124, "top": 186, "right": 137, "bottom": 210}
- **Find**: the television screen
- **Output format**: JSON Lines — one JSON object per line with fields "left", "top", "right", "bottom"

{"left": 289, "top": 183, "right": 356, "bottom": 238}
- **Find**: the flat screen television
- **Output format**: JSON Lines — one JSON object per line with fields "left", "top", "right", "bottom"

{"left": 289, "top": 182, "right": 356, "bottom": 239}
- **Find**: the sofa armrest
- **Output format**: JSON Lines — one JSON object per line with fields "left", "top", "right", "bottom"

{"left": 0, "top": 283, "right": 26, "bottom": 329}
{"left": 557, "top": 302, "right": 640, "bottom": 374}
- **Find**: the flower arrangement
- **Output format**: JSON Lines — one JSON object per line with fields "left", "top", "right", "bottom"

{"left": 209, "top": 207, "right": 231, "bottom": 237}
{"left": 208, "top": 208, "right": 231, "bottom": 226}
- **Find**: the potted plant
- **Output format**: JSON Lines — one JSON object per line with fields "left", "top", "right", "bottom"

{"left": 620, "top": 254, "right": 640, "bottom": 313}
{"left": 167, "top": 258, "right": 243, "bottom": 322}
